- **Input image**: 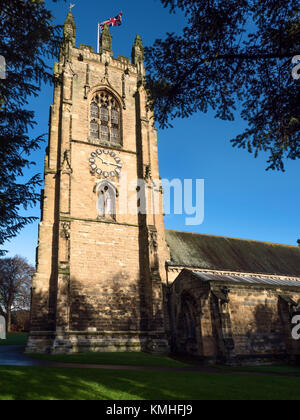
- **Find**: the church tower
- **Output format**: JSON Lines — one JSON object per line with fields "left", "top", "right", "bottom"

{"left": 26, "top": 12, "right": 170, "bottom": 354}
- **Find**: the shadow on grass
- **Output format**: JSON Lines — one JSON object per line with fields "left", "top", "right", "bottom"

{"left": 28, "top": 352, "right": 188, "bottom": 368}
{"left": 215, "top": 364, "right": 300, "bottom": 375}
{"left": 1, "top": 366, "right": 300, "bottom": 400}
{"left": 0, "top": 334, "right": 28, "bottom": 347}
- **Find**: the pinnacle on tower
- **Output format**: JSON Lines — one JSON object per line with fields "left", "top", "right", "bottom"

{"left": 64, "top": 11, "right": 76, "bottom": 46}
{"left": 100, "top": 25, "right": 113, "bottom": 56}
{"left": 59, "top": 11, "right": 77, "bottom": 63}
{"left": 132, "top": 35, "right": 144, "bottom": 66}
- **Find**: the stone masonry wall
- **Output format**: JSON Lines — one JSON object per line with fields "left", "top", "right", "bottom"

{"left": 69, "top": 220, "right": 145, "bottom": 331}
{"left": 169, "top": 271, "right": 300, "bottom": 363}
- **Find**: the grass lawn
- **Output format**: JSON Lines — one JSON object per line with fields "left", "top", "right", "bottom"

{"left": 0, "top": 366, "right": 300, "bottom": 400}
{"left": 217, "top": 365, "right": 300, "bottom": 375}
{"left": 29, "top": 352, "right": 188, "bottom": 368}
{"left": 0, "top": 333, "right": 28, "bottom": 346}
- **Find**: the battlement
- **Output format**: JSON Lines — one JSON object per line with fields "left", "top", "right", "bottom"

{"left": 58, "top": 11, "right": 144, "bottom": 77}
{"left": 70, "top": 45, "right": 138, "bottom": 75}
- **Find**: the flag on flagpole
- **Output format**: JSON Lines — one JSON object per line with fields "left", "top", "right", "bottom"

{"left": 99, "top": 12, "right": 123, "bottom": 32}
{"left": 97, "top": 12, "right": 123, "bottom": 53}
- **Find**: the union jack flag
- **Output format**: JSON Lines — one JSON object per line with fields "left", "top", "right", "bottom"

{"left": 100, "top": 12, "right": 123, "bottom": 31}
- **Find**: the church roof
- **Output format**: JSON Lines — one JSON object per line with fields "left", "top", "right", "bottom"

{"left": 165, "top": 230, "right": 300, "bottom": 277}
{"left": 191, "top": 271, "right": 300, "bottom": 289}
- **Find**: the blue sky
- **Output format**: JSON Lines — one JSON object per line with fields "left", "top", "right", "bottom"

{"left": 4, "top": 0, "right": 300, "bottom": 265}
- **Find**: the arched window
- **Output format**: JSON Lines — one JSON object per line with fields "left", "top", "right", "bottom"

{"left": 97, "top": 182, "right": 116, "bottom": 220}
{"left": 89, "top": 91, "right": 121, "bottom": 144}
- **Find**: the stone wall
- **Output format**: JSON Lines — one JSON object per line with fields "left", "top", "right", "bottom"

{"left": 69, "top": 220, "right": 144, "bottom": 331}
{"left": 168, "top": 270, "right": 300, "bottom": 364}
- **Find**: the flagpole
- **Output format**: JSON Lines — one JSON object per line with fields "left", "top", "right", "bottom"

{"left": 97, "top": 23, "right": 100, "bottom": 54}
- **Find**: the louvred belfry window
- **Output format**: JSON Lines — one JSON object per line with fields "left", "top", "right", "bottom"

{"left": 89, "top": 91, "right": 121, "bottom": 144}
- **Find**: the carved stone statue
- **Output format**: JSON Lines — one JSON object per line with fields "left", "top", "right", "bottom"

{"left": 98, "top": 185, "right": 115, "bottom": 218}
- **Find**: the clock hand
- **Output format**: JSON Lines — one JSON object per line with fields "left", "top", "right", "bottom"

{"left": 108, "top": 162, "right": 122, "bottom": 168}
{"left": 98, "top": 157, "right": 110, "bottom": 165}
{"left": 98, "top": 156, "right": 121, "bottom": 167}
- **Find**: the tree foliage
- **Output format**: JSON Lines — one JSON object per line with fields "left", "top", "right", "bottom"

{"left": 0, "top": 0, "right": 63, "bottom": 255}
{"left": 0, "top": 256, "right": 33, "bottom": 332}
{"left": 145, "top": 0, "right": 300, "bottom": 170}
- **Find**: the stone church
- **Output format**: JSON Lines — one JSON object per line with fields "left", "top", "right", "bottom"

{"left": 27, "top": 12, "right": 300, "bottom": 364}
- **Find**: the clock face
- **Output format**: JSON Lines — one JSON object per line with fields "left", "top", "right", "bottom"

{"left": 89, "top": 149, "right": 122, "bottom": 179}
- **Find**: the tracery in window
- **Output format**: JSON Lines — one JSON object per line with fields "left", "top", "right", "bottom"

{"left": 89, "top": 91, "right": 121, "bottom": 144}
